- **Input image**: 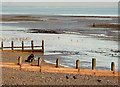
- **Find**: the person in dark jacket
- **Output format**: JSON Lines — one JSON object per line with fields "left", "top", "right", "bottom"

{"left": 25, "top": 54, "right": 34, "bottom": 62}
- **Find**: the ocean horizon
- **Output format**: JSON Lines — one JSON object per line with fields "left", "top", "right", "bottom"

{"left": 1, "top": 6, "right": 118, "bottom": 16}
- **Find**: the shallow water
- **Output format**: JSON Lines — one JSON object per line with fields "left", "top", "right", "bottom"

{"left": 0, "top": 14, "right": 119, "bottom": 71}
{"left": 1, "top": 15, "right": 118, "bottom": 41}
{"left": 0, "top": 25, "right": 119, "bottom": 71}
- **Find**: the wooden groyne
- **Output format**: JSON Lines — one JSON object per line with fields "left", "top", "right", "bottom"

{"left": 1, "top": 40, "right": 44, "bottom": 53}
{"left": 1, "top": 57, "right": 119, "bottom": 77}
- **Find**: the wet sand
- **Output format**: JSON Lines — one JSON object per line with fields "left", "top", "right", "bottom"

{"left": 1, "top": 14, "right": 119, "bottom": 41}
{"left": 1, "top": 51, "right": 119, "bottom": 85}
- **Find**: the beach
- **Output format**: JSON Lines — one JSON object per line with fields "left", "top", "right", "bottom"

{"left": 0, "top": 6, "right": 119, "bottom": 85}
{"left": 1, "top": 51, "right": 119, "bottom": 85}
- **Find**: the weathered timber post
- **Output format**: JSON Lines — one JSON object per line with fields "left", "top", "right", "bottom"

{"left": 42, "top": 40, "right": 44, "bottom": 53}
{"left": 11, "top": 41, "right": 14, "bottom": 50}
{"left": 38, "top": 57, "right": 41, "bottom": 66}
{"left": 93, "top": 23, "right": 95, "bottom": 27}
{"left": 1, "top": 41, "right": 3, "bottom": 51}
{"left": 31, "top": 40, "right": 34, "bottom": 51}
{"left": 111, "top": 62, "right": 115, "bottom": 71}
{"left": 56, "top": 58, "right": 60, "bottom": 67}
{"left": 40, "top": 65, "right": 41, "bottom": 72}
{"left": 18, "top": 56, "right": 22, "bottom": 65}
{"left": 92, "top": 58, "right": 96, "bottom": 70}
{"left": 76, "top": 60, "right": 80, "bottom": 69}
{"left": 22, "top": 41, "right": 24, "bottom": 51}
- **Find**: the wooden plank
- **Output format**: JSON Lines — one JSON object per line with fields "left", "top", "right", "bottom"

{"left": 1, "top": 40, "right": 43, "bottom": 53}
{"left": 34, "top": 46, "right": 42, "bottom": 47}
{"left": 22, "top": 41, "right": 24, "bottom": 51}
{"left": 1, "top": 41, "right": 3, "bottom": 51}
{"left": 56, "top": 58, "right": 60, "bottom": 67}
{"left": 3, "top": 47, "right": 12, "bottom": 48}
{"left": 3, "top": 46, "right": 42, "bottom": 49}
{"left": 2, "top": 49, "right": 43, "bottom": 52}
{"left": 42, "top": 40, "right": 44, "bottom": 52}
{"left": 92, "top": 58, "right": 96, "bottom": 70}
{"left": 11, "top": 41, "right": 14, "bottom": 50}
{"left": 12, "top": 46, "right": 22, "bottom": 48}
{"left": 18, "top": 56, "right": 22, "bottom": 65}
{"left": 31, "top": 40, "right": 34, "bottom": 50}
{"left": 24, "top": 46, "right": 31, "bottom": 48}
{"left": 76, "top": 60, "right": 80, "bottom": 69}
{"left": 1, "top": 62, "right": 119, "bottom": 77}
{"left": 38, "top": 57, "right": 41, "bottom": 66}
{"left": 111, "top": 62, "right": 115, "bottom": 71}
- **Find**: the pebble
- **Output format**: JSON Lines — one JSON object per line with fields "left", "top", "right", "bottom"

{"left": 2, "top": 61, "right": 118, "bottom": 85}
{"left": 59, "top": 78, "right": 62, "bottom": 80}
{"left": 97, "top": 79, "right": 102, "bottom": 82}
{"left": 107, "top": 80, "right": 110, "bottom": 83}
{"left": 73, "top": 76, "right": 77, "bottom": 79}
{"left": 66, "top": 76, "right": 69, "bottom": 79}
{"left": 85, "top": 54, "right": 87, "bottom": 55}
{"left": 11, "top": 76, "right": 15, "bottom": 79}
{"left": 49, "top": 77, "right": 52, "bottom": 79}
{"left": 41, "top": 77, "right": 44, "bottom": 79}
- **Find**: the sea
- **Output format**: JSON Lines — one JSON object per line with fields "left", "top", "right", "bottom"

{"left": 0, "top": 4, "right": 119, "bottom": 71}
{"left": 1, "top": 6, "right": 118, "bottom": 16}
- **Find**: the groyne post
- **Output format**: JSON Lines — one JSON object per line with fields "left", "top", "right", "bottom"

{"left": 111, "top": 62, "right": 115, "bottom": 71}
{"left": 18, "top": 56, "right": 22, "bottom": 70}
{"left": 93, "top": 23, "right": 95, "bottom": 27}
{"left": 31, "top": 40, "right": 34, "bottom": 51}
{"left": 22, "top": 41, "right": 24, "bottom": 51}
{"left": 11, "top": 41, "right": 14, "bottom": 50}
{"left": 1, "top": 41, "right": 3, "bottom": 51}
{"left": 18, "top": 56, "right": 22, "bottom": 65}
{"left": 42, "top": 40, "right": 44, "bottom": 52}
{"left": 38, "top": 57, "right": 41, "bottom": 66}
{"left": 76, "top": 60, "right": 80, "bottom": 69}
{"left": 92, "top": 58, "right": 96, "bottom": 70}
{"left": 56, "top": 58, "right": 60, "bottom": 68}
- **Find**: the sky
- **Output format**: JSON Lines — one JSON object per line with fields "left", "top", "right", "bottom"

{"left": 2, "top": 2, "right": 118, "bottom": 8}
{"left": 1, "top": 0, "right": 120, "bottom": 2}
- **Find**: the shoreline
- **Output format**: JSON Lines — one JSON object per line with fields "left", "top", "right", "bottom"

{"left": 0, "top": 31, "right": 119, "bottom": 71}
{"left": 1, "top": 14, "right": 118, "bottom": 18}
{"left": 1, "top": 51, "right": 119, "bottom": 85}
{"left": 1, "top": 14, "right": 119, "bottom": 42}
{"left": 2, "top": 51, "right": 119, "bottom": 73}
